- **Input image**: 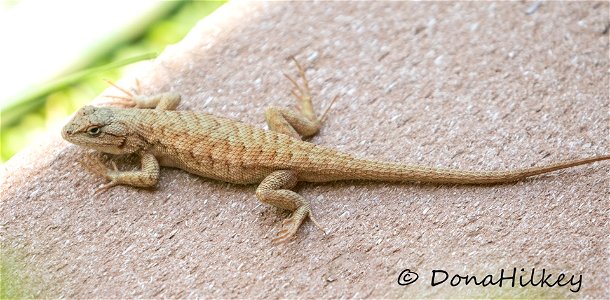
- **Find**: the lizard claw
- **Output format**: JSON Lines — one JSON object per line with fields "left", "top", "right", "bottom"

{"left": 272, "top": 209, "right": 326, "bottom": 244}
{"left": 93, "top": 181, "right": 118, "bottom": 196}
{"left": 272, "top": 227, "right": 297, "bottom": 244}
{"left": 308, "top": 213, "right": 327, "bottom": 235}
{"left": 79, "top": 154, "right": 120, "bottom": 194}
{"left": 101, "top": 79, "right": 137, "bottom": 108}
{"left": 284, "top": 56, "right": 337, "bottom": 127}
{"left": 98, "top": 95, "right": 137, "bottom": 108}
{"left": 102, "top": 78, "right": 177, "bottom": 110}
{"left": 281, "top": 217, "right": 294, "bottom": 226}
{"left": 319, "top": 94, "right": 339, "bottom": 125}
{"left": 272, "top": 216, "right": 299, "bottom": 244}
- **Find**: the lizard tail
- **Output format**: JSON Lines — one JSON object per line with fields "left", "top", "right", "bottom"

{"left": 343, "top": 154, "right": 610, "bottom": 184}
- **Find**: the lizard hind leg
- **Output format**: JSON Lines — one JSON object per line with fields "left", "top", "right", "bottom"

{"left": 264, "top": 57, "right": 337, "bottom": 139}
{"left": 255, "top": 170, "right": 325, "bottom": 244}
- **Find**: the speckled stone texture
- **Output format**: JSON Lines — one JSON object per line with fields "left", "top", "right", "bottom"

{"left": 1, "top": 1, "right": 608, "bottom": 298}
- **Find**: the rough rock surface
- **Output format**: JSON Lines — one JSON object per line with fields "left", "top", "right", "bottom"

{"left": 1, "top": 2, "right": 608, "bottom": 298}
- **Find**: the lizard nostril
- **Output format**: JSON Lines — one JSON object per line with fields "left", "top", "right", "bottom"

{"left": 61, "top": 128, "right": 72, "bottom": 138}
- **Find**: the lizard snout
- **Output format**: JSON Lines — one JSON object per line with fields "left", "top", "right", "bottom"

{"left": 61, "top": 123, "right": 75, "bottom": 140}
{"left": 61, "top": 129, "right": 70, "bottom": 140}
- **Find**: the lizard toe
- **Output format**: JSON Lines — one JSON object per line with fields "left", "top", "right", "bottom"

{"left": 93, "top": 181, "right": 118, "bottom": 195}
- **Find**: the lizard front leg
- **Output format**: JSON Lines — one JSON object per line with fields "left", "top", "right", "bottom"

{"left": 104, "top": 80, "right": 181, "bottom": 110}
{"left": 133, "top": 92, "right": 181, "bottom": 110}
{"left": 265, "top": 58, "right": 336, "bottom": 139}
{"left": 83, "top": 152, "right": 160, "bottom": 194}
{"left": 256, "top": 170, "right": 325, "bottom": 243}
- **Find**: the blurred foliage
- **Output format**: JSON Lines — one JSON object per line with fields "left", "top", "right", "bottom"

{"left": 0, "top": 251, "right": 35, "bottom": 299}
{"left": 0, "top": 0, "right": 225, "bottom": 163}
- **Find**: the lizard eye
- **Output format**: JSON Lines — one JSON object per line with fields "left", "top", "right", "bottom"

{"left": 87, "top": 126, "right": 102, "bottom": 136}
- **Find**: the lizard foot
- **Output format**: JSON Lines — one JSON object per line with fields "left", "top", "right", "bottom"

{"left": 79, "top": 155, "right": 120, "bottom": 195}
{"left": 283, "top": 58, "right": 309, "bottom": 104}
{"left": 102, "top": 79, "right": 180, "bottom": 110}
{"left": 272, "top": 214, "right": 302, "bottom": 244}
{"left": 272, "top": 206, "right": 326, "bottom": 244}
{"left": 100, "top": 79, "right": 139, "bottom": 108}
{"left": 93, "top": 180, "right": 118, "bottom": 196}
{"left": 283, "top": 57, "right": 338, "bottom": 124}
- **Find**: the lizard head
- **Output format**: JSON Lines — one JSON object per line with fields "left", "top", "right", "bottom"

{"left": 62, "top": 105, "right": 146, "bottom": 155}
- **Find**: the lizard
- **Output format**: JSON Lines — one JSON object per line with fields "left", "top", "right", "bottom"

{"left": 61, "top": 59, "right": 610, "bottom": 243}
